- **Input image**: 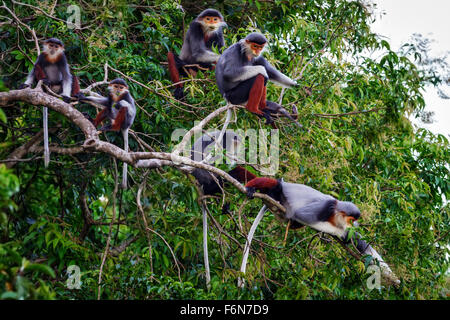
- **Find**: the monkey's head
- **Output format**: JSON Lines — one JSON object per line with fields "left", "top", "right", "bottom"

{"left": 42, "top": 38, "right": 65, "bottom": 62}
{"left": 197, "top": 9, "right": 226, "bottom": 33}
{"left": 333, "top": 201, "right": 361, "bottom": 230}
{"left": 108, "top": 78, "right": 129, "bottom": 101}
{"left": 243, "top": 32, "right": 267, "bottom": 59}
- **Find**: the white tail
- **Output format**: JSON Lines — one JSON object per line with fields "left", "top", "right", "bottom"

{"left": 121, "top": 129, "right": 129, "bottom": 189}
{"left": 238, "top": 205, "right": 267, "bottom": 288}
{"left": 202, "top": 205, "right": 211, "bottom": 289}
{"left": 43, "top": 107, "right": 50, "bottom": 167}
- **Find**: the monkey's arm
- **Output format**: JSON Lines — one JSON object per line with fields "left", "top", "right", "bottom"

{"left": 221, "top": 51, "right": 268, "bottom": 83}
{"left": 189, "top": 23, "right": 220, "bottom": 64}
{"left": 21, "top": 55, "right": 45, "bottom": 88}
{"left": 216, "top": 29, "right": 225, "bottom": 53}
{"left": 60, "top": 57, "right": 73, "bottom": 101}
{"left": 290, "top": 200, "right": 346, "bottom": 237}
{"left": 80, "top": 95, "right": 109, "bottom": 105}
{"left": 23, "top": 66, "right": 36, "bottom": 87}
{"left": 256, "top": 57, "right": 297, "bottom": 88}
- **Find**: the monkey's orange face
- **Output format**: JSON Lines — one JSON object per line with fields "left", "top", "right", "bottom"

{"left": 108, "top": 84, "right": 128, "bottom": 100}
{"left": 43, "top": 43, "right": 64, "bottom": 62}
{"left": 246, "top": 40, "right": 265, "bottom": 57}
{"left": 344, "top": 214, "right": 357, "bottom": 227}
{"left": 201, "top": 16, "right": 222, "bottom": 31}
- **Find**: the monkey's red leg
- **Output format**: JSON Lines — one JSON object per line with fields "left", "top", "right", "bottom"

{"left": 245, "top": 74, "right": 265, "bottom": 115}
{"left": 245, "top": 177, "right": 279, "bottom": 190}
{"left": 167, "top": 52, "right": 181, "bottom": 87}
{"left": 228, "top": 166, "right": 257, "bottom": 184}
{"left": 187, "top": 68, "right": 197, "bottom": 77}
{"left": 258, "top": 85, "right": 267, "bottom": 112}
{"left": 34, "top": 64, "right": 46, "bottom": 81}
{"left": 71, "top": 75, "right": 81, "bottom": 96}
{"left": 93, "top": 108, "right": 108, "bottom": 127}
{"left": 111, "top": 107, "right": 127, "bottom": 131}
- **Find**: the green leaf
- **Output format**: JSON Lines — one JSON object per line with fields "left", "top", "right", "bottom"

{"left": 25, "top": 263, "right": 56, "bottom": 278}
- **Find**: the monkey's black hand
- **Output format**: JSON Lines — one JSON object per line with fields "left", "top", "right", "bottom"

{"left": 74, "top": 92, "right": 87, "bottom": 101}
{"left": 246, "top": 187, "right": 256, "bottom": 199}
{"left": 62, "top": 95, "right": 71, "bottom": 103}
{"left": 262, "top": 111, "right": 274, "bottom": 126}
{"left": 18, "top": 83, "right": 30, "bottom": 90}
{"left": 82, "top": 112, "right": 94, "bottom": 123}
{"left": 42, "top": 78, "right": 51, "bottom": 87}
{"left": 303, "top": 86, "right": 312, "bottom": 96}
{"left": 221, "top": 203, "right": 231, "bottom": 215}
{"left": 99, "top": 124, "right": 112, "bottom": 132}
{"left": 174, "top": 87, "right": 185, "bottom": 100}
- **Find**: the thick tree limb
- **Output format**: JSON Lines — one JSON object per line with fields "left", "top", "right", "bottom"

{"left": 0, "top": 87, "right": 400, "bottom": 287}
{"left": 5, "top": 128, "right": 47, "bottom": 168}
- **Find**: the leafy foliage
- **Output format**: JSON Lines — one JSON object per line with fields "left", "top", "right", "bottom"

{"left": 0, "top": 0, "right": 448, "bottom": 299}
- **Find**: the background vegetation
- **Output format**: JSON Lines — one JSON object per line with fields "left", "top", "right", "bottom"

{"left": 0, "top": 0, "right": 448, "bottom": 299}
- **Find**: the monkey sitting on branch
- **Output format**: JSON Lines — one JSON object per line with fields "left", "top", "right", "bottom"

{"left": 18, "top": 38, "right": 82, "bottom": 167}
{"left": 78, "top": 78, "right": 136, "bottom": 189}
{"left": 167, "top": 8, "right": 227, "bottom": 99}
{"left": 215, "top": 32, "right": 303, "bottom": 129}
{"left": 237, "top": 171, "right": 400, "bottom": 286}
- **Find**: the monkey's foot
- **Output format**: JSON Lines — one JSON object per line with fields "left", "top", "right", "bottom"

{"left": 74, "top": 92, "right": 87, "bottom": 101}
{"left": 82, "top": 112, "right": 94, "bottom": 123}
{"left": 261, "top": 110, "right": 275, "bottom": 125}
{"left": 174, "top": 87, "right": 185, "bottom": 100}
{"left": 42, "top": 79, "right": 51, "bottom": 87}
{"left": 289, "top": 219, "right": 305, "bottom": 230}
{"left": 98, "top": 124, "right": 112, "bottom": 132}
{"left": 18, "top": 83, "right": 30, "bottom": 90}
{"left": 221, "top": 203, "right": 231, "bottom": 215}
{"left": 245, "top": 187, "right": 256, "bottom": 199}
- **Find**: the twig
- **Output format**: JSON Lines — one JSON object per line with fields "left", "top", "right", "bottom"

{"left": 97, "top": 158, "right": 120, "bottom": 299}
{"left": 1, "top": 2, "right": 40, "bottom": 55}
{"left": 238, "top": 205, "right": 268, "bottom": 288}
{"left": 136, "top": 175, "right": 154, "bottom": 275}
{"left": 146, "top": 227, "right": 182, "bottom": 282}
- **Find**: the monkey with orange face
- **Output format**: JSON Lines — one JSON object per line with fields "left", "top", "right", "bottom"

{"left": 216, "top": 32, "right": 303, "bottom": 129}
{"left": 167, "top": 9, "right": 227, "bottom": 99}
{"left": 78, "top": 78, "right": 136, "bottom": 189}
{"left": 19, "top": 38, "right": 81, "bottom": 102}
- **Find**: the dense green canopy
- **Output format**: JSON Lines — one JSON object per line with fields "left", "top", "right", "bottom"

{"left": 0, "top": 0, "right": 448, "bottom": 299}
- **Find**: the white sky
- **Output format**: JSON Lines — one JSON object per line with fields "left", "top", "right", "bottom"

{"left": 370, "top": 0, "right": 450, "bottom": 137}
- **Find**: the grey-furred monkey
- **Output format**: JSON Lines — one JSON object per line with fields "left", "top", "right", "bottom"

{"left": 244, "top": 176, "right": 361, "bottom": 237}
{"left": 19, "top": 38, "right": 82, "bottom": 101}
{"left": 189, "top": 130, "right": 255, "bottom": 214}
{"left": 19, "top": 38, "right": 82, "bottom": 167}
{"left": 243, "top": 173, "right": 399, "bottom": 282}
{"left": 167, "top": 8, "right": 226, "bottom": 99}
{"left": 215, "top": 32, "right": 303, "bottom": 129}
{"left": 79, "top": 78, "right": 136, "bottom": 188}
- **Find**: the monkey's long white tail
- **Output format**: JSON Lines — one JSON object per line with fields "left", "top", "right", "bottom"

{"left": 362, "top": 243, "right": 401, "bottom": 286}
{"left": 43, "top": 107, "right": 50, "bottom": 167}
{"left": 121, "top": 129, "right": 128, "bottom": 189}
{"left": 238, "top": 205, "right": 267, "bottom": 288}
{"left": 202, "top": 204, "right": 211, "bottom": 289}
